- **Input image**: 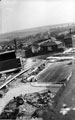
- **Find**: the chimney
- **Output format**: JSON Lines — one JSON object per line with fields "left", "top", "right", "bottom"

{"left": 69, "top": 28, "right": 72, "bottom": 35}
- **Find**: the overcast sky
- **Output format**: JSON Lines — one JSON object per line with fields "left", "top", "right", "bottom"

{"left": 0, "top": 0, "right": 74, "bottom": 34}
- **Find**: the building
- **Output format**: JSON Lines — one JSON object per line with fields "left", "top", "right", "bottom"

{"left": 56, "top": 29, "right": 73, "bottom": 48}
{"left": 25, "top": 38, "right": 64, "bottom": 58}
{"left": 38, "top": 39, "right": 63, "bottom": 53}
{"left": 63, "top": 35, "right": 73, "bottom": 48}
{"left": 0, "top": 50, "right": 21, "bottom": 74}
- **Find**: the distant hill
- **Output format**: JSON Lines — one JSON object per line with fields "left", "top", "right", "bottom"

{"left": 0, "top": 23, "right": 75, "bottom": 43}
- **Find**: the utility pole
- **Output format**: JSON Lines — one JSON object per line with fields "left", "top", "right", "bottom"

{"left": 14, "top": 39, "right": 17, "bottom": 52}
{"left": 69, "top": 28, "right": 73, "bottom": 48}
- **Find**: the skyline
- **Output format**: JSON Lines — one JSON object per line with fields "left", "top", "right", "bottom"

{"left": 0, "top": 0, "right": 74, "bottom": 34}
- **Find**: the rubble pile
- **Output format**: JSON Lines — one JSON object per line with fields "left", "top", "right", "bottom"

{"left": 0, "top": 90, "right": 55, "bottom": 120}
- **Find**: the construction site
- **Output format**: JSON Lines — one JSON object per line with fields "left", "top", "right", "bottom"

{"left": 0, "top": 36, "right": 74, "bottom": 120}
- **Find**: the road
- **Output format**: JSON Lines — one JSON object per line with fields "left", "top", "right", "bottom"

{"left": 46, "top": 60, "right": 75, "bottom": 120}
{"left": 35, "top": 60, "right": 75, "bottom": 120}
{"left": 37, "top": 61, "right": 72, "bottom": 83}
{"left": 56, "top": 62, "right": 75, "bottom": 106}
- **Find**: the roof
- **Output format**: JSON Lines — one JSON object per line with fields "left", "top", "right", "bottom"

{"left": 0, "top": 50, "right": 15, "bottom": 55}
{"left": 54, "top": 41, "right": 62, "bottom": 45}
{"left": 51, "top": 37, "right": 56, "bottom": 41}
{"left": 38, "top": 40, "right": 62, "bottom": 46}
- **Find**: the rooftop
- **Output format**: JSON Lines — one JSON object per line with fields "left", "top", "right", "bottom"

{"left": 38, "top": 39, "right": 62, "bottom": 46}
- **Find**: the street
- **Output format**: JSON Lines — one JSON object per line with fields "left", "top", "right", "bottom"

{"left": 56, "top": 62, "right": 75, "bottom": 110}
{"left": 37, "top": 61, "right": 72, "bottom": 83}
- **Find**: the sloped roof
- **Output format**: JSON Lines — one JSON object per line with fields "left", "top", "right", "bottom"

{"left": 38, "top": 39, "right": 62, "bottom": 46}
{"left": 54, "top": 41, "right": 62, "bottom": 45}
{"left": 51, "top": 37, "right": 56, "bottom": 41}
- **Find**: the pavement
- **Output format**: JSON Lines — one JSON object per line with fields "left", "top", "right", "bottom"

{"left": 54, "top": 61, "right": 75, "bottom": 120}
{"left": 37, "top": 61, "right": 72, "bottom": 83}
{"left": 30, "top": 59, "right": 75, "bottom": 120}
{"left": 56, "top": 62, "right": 75, "bottom": 108}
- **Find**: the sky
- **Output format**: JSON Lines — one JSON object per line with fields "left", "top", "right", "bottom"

{"left": 0, "top": 0, "right": 74, "bottom": 34}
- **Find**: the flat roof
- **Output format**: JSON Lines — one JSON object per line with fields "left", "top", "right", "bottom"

{"left": 0, "top": 50, "right": 15, "bottom": 55}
